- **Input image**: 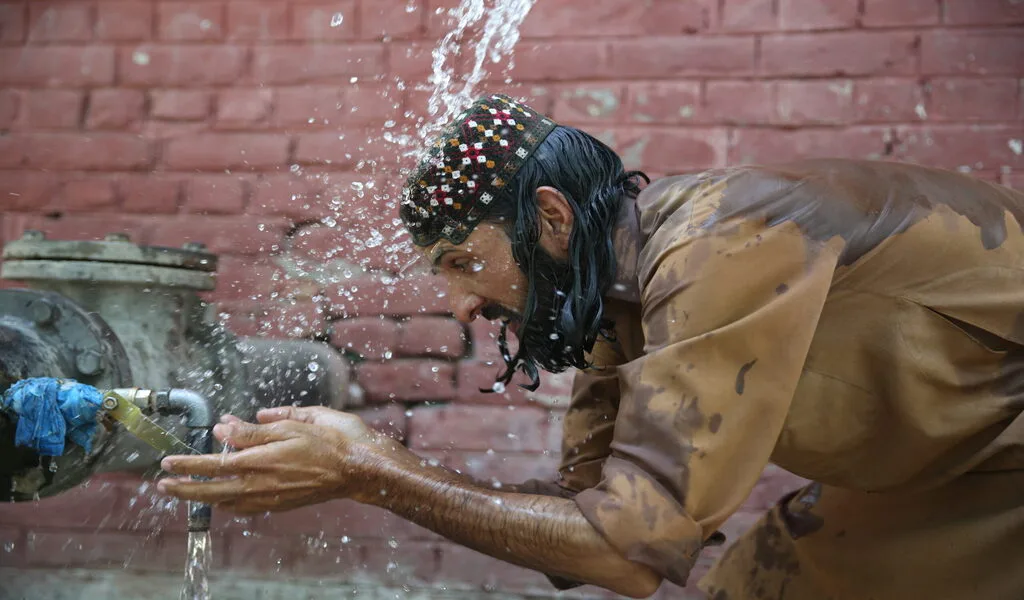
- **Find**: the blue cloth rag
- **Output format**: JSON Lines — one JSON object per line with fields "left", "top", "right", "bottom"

{"left": 0, "top": 377, "right": 104, "bottom": 456}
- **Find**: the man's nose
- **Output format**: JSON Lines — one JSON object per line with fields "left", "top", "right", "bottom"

{"left": 450, "top": 291, "right": 485, "bottom": 324}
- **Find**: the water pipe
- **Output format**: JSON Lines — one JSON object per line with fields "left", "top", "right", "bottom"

{"left": 156, "top": 389, "right": 215, "bottom": 532}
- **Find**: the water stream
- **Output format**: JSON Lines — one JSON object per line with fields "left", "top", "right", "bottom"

{"left": 180, "top": 530, "right": 211, "bottom": 600}
{"left": 174, "top": 1, "right": 537, "bottom": 597}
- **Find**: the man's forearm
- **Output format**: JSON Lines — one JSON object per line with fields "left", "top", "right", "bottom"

{"left": 358, "top": 440, "right": 661, "bottom": 598}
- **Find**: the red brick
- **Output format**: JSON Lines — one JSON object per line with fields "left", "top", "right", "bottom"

{"left": 150, "top": 215, "right": 289, "bottom": 255}
{"left": 150, "top": 89, "right": 210, "bottom": 120}
{"left": 158, "top": 1, "right": 225, "bottom": 41}
{"left": 357, "top": 360, "right": 455, "bottom": 402}
{"left": 163, "top": 133, "right": 289, "bottom": 170}
{"left": 437, "top": 450, "right": 559, "bottom": 488}
{"left": 96, "top": 2, "right": 153, "bottom": 41}
{"left": 921, "top": 29, "right": 1024, "bottom": 75}
{"left": 608, "top": 37, "right": 755, "bottom": 78}
{"left": 218, "top": 299, "right": 328, "bottom": 339}
{"left": 508, "top": 40, "right": 612, "bottom": 81}
{"left": 407, "top": 404, "right": 552, "bottom": 452}
{"left": 615, "top": 128, "right": 728, "bottom": 172}
{"left": 891, "top": 125, "right": 1024, "bottom": 170}
{"left": 22, "top": 133, "right": 152, "bottom": 170}
{"left": 208, "top": 255, "right": 286, "bottom": 300}
{"left": 87, "top": 88, "right": 146, "bottom": 130}
{"left": 624, "top": 82, "right": 702, "bottom": 124}
{"left": 216, "top": 88, "right": 273, "bottom": 128}
{"left": 119, "top": 45, "right": 246, "bottom": 87}
{"left": 360, "top": 0, "right": 425, "bottom": 40}
{"left": 720, "top": 0, "right": 778, "bottom": 31}
{"left": 926, "top": 78, "right": 1019, "bottom": 122}
{"left": 778, "top": 0, "right": 858, "bottom": 30}
{"left": 0, "top": 134, "right": 24, "bottom": 167}
{"left": 386, "top": 41, "right": 438, "bottom": 79}
{"left": 353, "top": 403, "right": 408, "bottom": 441}
{"left": 290, "top": 0, "right": 357, "bottom": 40}
{"left": 861, "top": 0, "right": 939, "bottom": 26}
{"left": 522, "top": 0, "right": 710, "bottom": 37}
{"left": 944, "top": 0, "right": 1024, "bottom": 25}
{"left": 0, "top": 171, "right": 61, "bottom": 211}
{"left": 0, "top": 3, "right": 26, "bottom": 44}
{"left": 58, "top": 177, "right": 118, "bottom": 211}
{"left": 853, "top": 78, "right": 927, "bottom": 123}
{"left": 0, "top": 46, "right": 115, "bottom": 86}
{"left": 328, "top": 275, "right": 451, "bottom": 318}
{"left": 293, "top": 132, "right": 359, "bottom": 168}
{"left": 15, "top": 213, "right": 151, "bottom": 243}
{"left": 728, "top": 127, "right": 888, "bottom": 165}
{"left": 273, "top": 85, "right": 402, "bottom": 128}
{"left": 775, "top": 80, "right": 855, "bottom": 125}
{"left": 0, "top": 88, "right": 18, "bottom": 128}
{"left": 397, "top": 316, "right": 466, "bottom": 358}
{"left": 251, "top": 498, "right": 434, "bottom": 539}
{"left": 704, "top": 81, "right": 775, "bottom": 125}
{"left": 551, "top": 85, "right": 626, "bottom": 124}
{"left": 15, "top": 89, "right": 82, "bottom": 129}
{"left": 290, "top": 221, "right": 358, "bottom": 261}
{"left": 330, "top": 316, "right": 400, "bottom": 360}
{"left": 183, "top": 174, "right": 247, "bottom": 214}
{"left": 118, "top": 174, "right": 182, "bottom": 214}
{"left": 762, "top": 31, "right": 918, "bottom": 77}
{"left": 27, "top": 2, "right": 92, "bottom": 42}
{"left": 226, "top": 1, "right": 288, "bottom": 40}
{"left": 251, "top": 44, "right": 385, "bottom": 85}
{"left": 248, "top": 171, "right": 342, "bottom": 221}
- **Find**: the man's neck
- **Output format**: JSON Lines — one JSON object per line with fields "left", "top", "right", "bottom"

{"left": 606, "top": 194, "right": 642, "bottom": 304}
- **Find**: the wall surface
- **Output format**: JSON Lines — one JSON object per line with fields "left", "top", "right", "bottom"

{"left": 0, "top": 0, "right": 1022, "bottom": 598}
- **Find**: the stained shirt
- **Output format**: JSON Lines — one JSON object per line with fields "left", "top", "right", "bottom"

{"left": 524, "top": 158, "right": 1024, "bottom": 593}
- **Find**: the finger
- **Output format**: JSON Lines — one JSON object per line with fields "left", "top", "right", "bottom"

{"left": 256, "top": 405, "right": 318, "bottom": 425}
{"left": 219, "top": 414, "right": 243, "bottom": 425}
{"left": 158, "top": 476, "right": 247, "bottom": 503}
{"left": 217, "top": 421, "right": 297, "bottom": 449}
{"left": 161, "top": 453, "right": 242, "bottom": 478}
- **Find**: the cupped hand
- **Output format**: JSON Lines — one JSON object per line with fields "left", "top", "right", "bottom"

{"left": 156, "top": 406, "right": 384, "bottom": 514}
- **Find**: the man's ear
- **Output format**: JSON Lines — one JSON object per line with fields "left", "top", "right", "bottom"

{"left": 536, "top": 186, "right": 573, "bottom": 257}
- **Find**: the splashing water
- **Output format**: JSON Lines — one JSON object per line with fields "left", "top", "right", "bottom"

{"left": 180, "top": 530, "right": 212, "bottom": 600}
{"left": 420, "top": 0, "right": 537, "bottom": 146}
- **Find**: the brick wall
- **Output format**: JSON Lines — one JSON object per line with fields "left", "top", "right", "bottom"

{"left": 0, "top": 0, "right": 1022, "bottom": 598}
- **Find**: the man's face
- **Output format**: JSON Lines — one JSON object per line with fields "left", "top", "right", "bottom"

{"left": 421, "top": 223, "right": 529, "bottom": 328}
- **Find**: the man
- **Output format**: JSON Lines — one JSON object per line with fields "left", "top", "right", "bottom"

{"left": 159, "top": 94, "right": 1024, "bottom": 599}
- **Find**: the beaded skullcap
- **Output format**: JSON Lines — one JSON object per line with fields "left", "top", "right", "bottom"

{"left": 400, "top": 93, "right": 557, "bottom": 247}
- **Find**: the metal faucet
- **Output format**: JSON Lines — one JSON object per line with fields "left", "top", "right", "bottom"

{"left": 101, "top": 387, "right": 215, "bottom": 532}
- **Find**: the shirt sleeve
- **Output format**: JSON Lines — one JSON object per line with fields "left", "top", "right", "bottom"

{"left": 572, "top": 185, "right": 842, "bottom": 586}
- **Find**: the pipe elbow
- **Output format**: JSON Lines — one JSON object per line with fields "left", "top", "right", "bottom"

{"left": 161, "top": 389, "right": 215, "bottom": 429}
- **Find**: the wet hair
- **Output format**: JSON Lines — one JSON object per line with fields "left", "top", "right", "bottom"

{"left": 484, "top": 125, "right": 648, "bottom": 390}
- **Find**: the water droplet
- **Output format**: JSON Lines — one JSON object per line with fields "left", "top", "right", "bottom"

{"left": 330, "top": 12, "right": 345, "bottom": 27}
{"left": 307, "top": 361, "right": 320, "bottom": 372}
{"left": 387, "top": 537, "right": 399, "bottom": 548}
{"left": 491, "top": 381, "right": 505, "bottom": 393}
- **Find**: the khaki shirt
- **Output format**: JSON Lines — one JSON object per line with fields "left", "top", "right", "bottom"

{"left": 529, "top": 159, "right": 1024, "bottom": 595}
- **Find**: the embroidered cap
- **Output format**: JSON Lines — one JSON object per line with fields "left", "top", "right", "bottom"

{"left": 400, "top": 93, "right": 557, "bottom": 247}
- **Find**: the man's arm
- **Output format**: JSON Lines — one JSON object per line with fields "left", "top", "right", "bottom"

{"left": 157, "top": 406, "right": 661, "bottom": 599}
{"left": 362, "top": 435, "right": 662, "bottom": 598}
